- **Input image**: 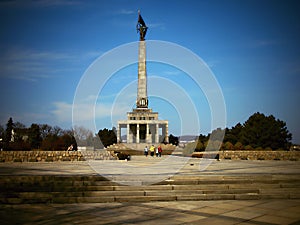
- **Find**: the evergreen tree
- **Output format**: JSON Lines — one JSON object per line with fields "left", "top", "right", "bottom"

{"left": 98, "top": 127, "right": 117, "bottom": 148}
{"left": 224, "top": 123, "right": 243, "bottom": 144}
{"left": 5, "top": 117, "right": 14, "bottom": 149}
{"left": 194, "top": 134, "right": 208, "bottom": 151}
{"left": 28, "top": 123, "right": 41, "bottom": 149}
{"left": 169, "top": 134, "right": 179, "bottom": 146}
{"left": 0, "top": 125, "right": 4, "bottom": 150}
{"left": 241, "top": 112, "right": 292, "bottom": 149}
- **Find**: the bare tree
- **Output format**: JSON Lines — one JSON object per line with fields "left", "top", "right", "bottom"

{"left": 73, "top": 126, "right": 94, "bottom": 146}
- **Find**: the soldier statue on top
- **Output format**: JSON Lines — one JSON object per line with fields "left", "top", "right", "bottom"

{"left": 136, "top": 10, "right": 148, "bottom": 41}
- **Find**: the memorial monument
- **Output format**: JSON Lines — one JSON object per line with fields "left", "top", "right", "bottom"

{"left": 117, "top": 11, "right": 169, "bottom": 145}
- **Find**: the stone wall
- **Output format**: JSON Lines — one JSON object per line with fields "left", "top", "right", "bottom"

{"left": 0, "top": 150, "right": 117, "bottom": 162}
{"left": 2, "top": 150, "right": 299, "bottom": 162}
{"left": 219, "top": 151, "right": 300, "bottom": 160}
{"left": 192, "top": 150, "right": 300, "bottom": 160}
{"left": 219, "top": 151, "right": 300, "bottom": 161}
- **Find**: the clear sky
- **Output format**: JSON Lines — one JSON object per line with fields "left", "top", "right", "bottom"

{"left": 0, "top": 0, "right": 299, "bottom": 143}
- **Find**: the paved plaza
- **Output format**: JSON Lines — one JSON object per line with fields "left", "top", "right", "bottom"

{"left": 0, "top": 157, "right": 299, "bottom": 224}
{"left": 1, "top": 199, "right": 300, "bottom": 225}
{"left": 0, "top": 156, "right": 299, "bottom": 176}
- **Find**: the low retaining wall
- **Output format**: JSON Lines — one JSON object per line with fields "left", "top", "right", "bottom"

{"left": 1, "top": 150, "right": 299, "bottom": 162}
{"left": 192, "top": 151, "right": 300, "bottom": 161}
{"left": 220, "top": 150, "right": 300, "bottom": 160}
{"left": 0, "top": 150, "right": 116, "bottom": 162}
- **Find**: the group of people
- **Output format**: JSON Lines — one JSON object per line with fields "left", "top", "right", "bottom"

{"left": 144, "top": 145, "right": 162, "bottom": 157}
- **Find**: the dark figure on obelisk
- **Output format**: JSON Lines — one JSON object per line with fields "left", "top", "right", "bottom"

{"left": 136, "top": 10, "right": 148, "bottom": 41}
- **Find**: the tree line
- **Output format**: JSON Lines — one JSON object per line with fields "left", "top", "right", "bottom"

{"left": 189, "top": 112, "right": 292, "bottom": 151}
{"left": 0, "top": 118, "right": 75, "bottom": 151}
{"left": 0, "top": 117, "right": 120, "bottom": 151}
{"left": 0, "top": 112, "right": 293, "bottom": 151}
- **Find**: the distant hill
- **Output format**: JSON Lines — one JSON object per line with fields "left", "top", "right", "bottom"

{"left": 178, "top": 135, "right": 198, "bottom": 142}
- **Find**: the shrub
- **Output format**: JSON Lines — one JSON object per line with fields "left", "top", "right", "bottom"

{"left": 223, "top": 141, "right": 234, "bottom": 150}
{"left": 116, "top": 152, "right": 131, "bottom": 160}
{"left": 244, "top": 145, "right": 253, "bottom": 150}
{"left": 234, "top": 142, "right": 244, "bottom": 150}
{"left": 195, "top": 141, "right": 204, "bottom": 151}
{"left": 7, "top": 141, "right": 31, "bottom": 151}
{"left": 206, "top": 140, "right": 222, "bottom": 151}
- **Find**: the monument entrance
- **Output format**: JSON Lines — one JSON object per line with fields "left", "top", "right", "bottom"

{"left": 117, "top": 11, "right": 169, "bottom": 145}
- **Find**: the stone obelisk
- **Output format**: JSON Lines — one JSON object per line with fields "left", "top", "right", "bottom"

{"left": 136, "top": 10, "right": 148, "bottom": 109}
{"left": 117, "top": 11, "right": 169, "bottom": 145}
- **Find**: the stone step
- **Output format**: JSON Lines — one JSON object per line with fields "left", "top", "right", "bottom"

{"left": 259, "top": 188, "right": 300, "bottom": 194}
{"left": 170, "top": 174, "right": 300, "bottom": 182}
{"left": 0, "top": 187, "right": 260, "bottom": 197}
{"left": 2, "top": 174, "right": 299, "bottom": 183}
{"left": 158, "top": 179, "right": 289, "bottom": 185}
{"left": 1, "top": 174, "right": 299, "bottom": 204}
{"left": 1, "top": 184, "right": 297, "bottom": 204}
{"left": 2, "top": 179, "right": 298, "bottom": 191}
{"left": 1, "top": 192, "right": 266, "bottom": 204}
{"left": 5, "top": 182, "right": 297, "bottom": 193}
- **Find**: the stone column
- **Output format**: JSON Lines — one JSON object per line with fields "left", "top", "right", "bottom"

{"left": 126, "top": 124, "right": 130, "bottom": 143}
{"left": 136, "top": 123, "right": 140, "bottom": 144}
{"left": 117, "top": 123, "right": 120, "bottom": 143}
{"left": 155, "top": 123, "right": 159, "bottom": 143}
{"left": 165, "top": 123, "right": 169, "bottom": 143}
{"left": 162, "top": 124, "right": 165, "bottom": 143}
{"left": 146, "top": 123, "right": 149, "bottom": 143}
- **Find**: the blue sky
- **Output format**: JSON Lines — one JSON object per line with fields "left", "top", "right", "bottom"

{"left": 0, "top": 0, "right": 299, "bottom": 143}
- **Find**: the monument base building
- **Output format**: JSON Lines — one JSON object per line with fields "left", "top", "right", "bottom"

{"left": 117, "top": 108, "right": 168, "bottom": 144}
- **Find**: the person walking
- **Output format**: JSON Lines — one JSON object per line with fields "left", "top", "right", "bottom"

{"left": 144, "top": 146, "right": 148, "bottom": 157}
{"left": 158, "top": 145, "right": 162, "bottom": 157}
{"left": 150, "top": 145, "right": 155, "bottom": 157}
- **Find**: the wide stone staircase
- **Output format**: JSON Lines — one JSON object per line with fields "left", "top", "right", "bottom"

{"left": 1, "top": 173, "right": 299, "bottom": 204}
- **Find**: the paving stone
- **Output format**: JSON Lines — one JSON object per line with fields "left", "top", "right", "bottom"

{"left": 222, "top": 209, "right": 264, "bottom": 220}
{"left": 253, "top": 214, "right": 299, "bottom": 225}
{"left": 256, "top": 200, "right": 297, "bottom": 210}
{"left": 192, "top": 215, "right": 245, "bottom": 225}
{"left": 171, "top": 213, "right": 207, "bottom": 223}
{"left": 210, "top": 202, "right": 247, "bottom": 211}
{"left": 276, "top": 206, "right": 300, "bottom": 220}
{"left": 192, "top": 206, "right": 233, "bottom": 215}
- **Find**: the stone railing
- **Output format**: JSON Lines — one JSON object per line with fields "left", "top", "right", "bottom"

{"left": 192, "top": 150, "right": 300, "bottom": 161}
{"left": 0, "top": 150, "right": 117, "bottom": 162}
